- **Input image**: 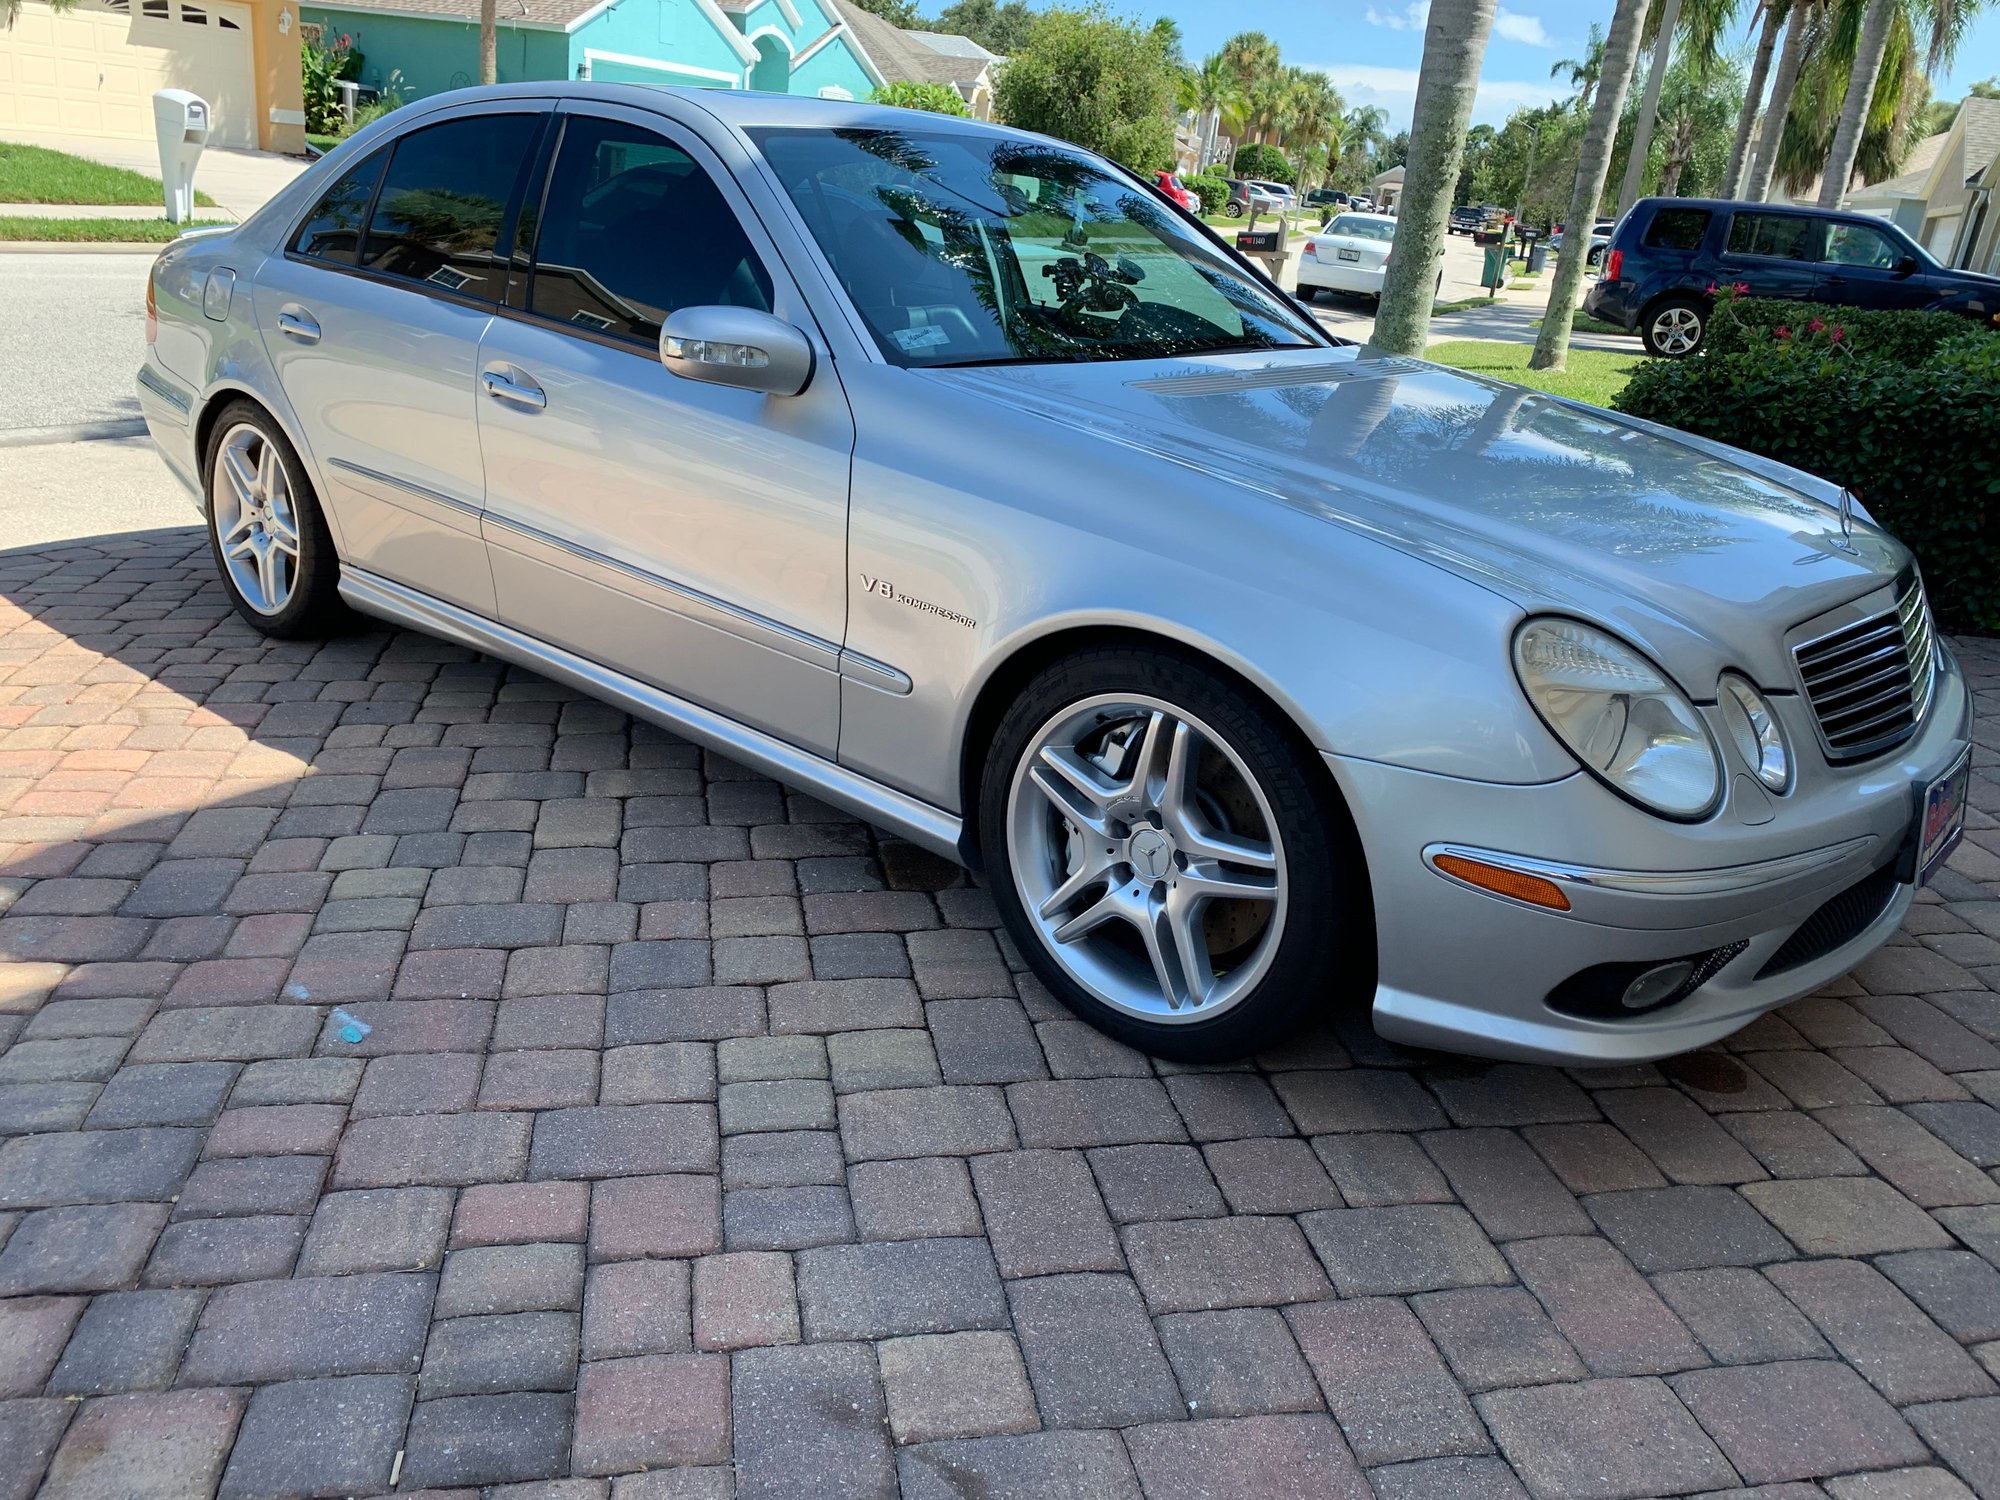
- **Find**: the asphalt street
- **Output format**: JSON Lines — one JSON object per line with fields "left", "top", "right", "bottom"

{"left": 0, "top": 252, "right": 191, "bottom": 551}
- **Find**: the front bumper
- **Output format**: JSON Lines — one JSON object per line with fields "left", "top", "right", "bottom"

{"left": 1329, "top": 645, "right": 1973, "bottom": 1064}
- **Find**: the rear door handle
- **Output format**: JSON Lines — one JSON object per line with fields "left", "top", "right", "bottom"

{"left": 276, "top": 306, "right": 320, "bottom": 343}
{"left": 481, "top": 366, "right": 546, "bottom": 411}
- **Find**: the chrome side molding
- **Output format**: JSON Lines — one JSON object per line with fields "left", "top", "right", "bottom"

{"left": 337, "top": 567, "right": 964, "bottom": 859}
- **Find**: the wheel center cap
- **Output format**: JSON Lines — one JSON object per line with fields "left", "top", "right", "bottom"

{"left": 1127, "top": 826, "right": 1175, "bottom": 882}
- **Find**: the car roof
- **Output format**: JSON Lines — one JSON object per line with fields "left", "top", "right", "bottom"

{"left": 1632, "top": 196, "right": 1869, "bottom": 218}
{"left": 393, "top": 80, "right": 1056, "bottom": 147}
{"left": 1327, "top": 211, "right": 1395, "bottom": 223}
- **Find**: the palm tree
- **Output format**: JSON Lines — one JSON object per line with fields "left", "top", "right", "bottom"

{"left": 1818, "top": 0, "right": 1895, "bottom": 202}
{"left": 1657, "top": 52, "right": 1743, "bottom": 192}
{"left": 1188, "top": 53, "right": 1248, "bottom": 170}
{"left": 1551, "top": 24, "right": 1609, "bottom": 113}
{"left": 1283, "top": 69, "right": 1345, "bottom": 160}
{"left": 480, "top": 0, "right": 498, "bottom": 84}
{"left": 1219, "top": 30, "right": 1282, "bottom": 145}
{"left": 1746, "top": 0, "right": 1820, "bottom": 197}
{"left": 1777, "top": 1, "right": 1935, "bottom": 192}
{"left": 1531, "top": 0, "right": 1650, "bottom": 371}
{"left": 1722, "top": 0, "right": 1788, "bottom": 194}
{"left": 1376, "top": 0, "right": 1497, "bottom": 355}
{"left": 1618, "top": 0, "right": 1741, "bottom": 212}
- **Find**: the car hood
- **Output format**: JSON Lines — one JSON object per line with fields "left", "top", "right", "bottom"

{"left": 930, "top": 344, "right": 1906, "bottom": 690}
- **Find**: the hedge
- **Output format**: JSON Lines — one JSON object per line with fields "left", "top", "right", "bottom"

{"left": 1185, "top": 174, "right": 1228, "bottom": 215}
{"left": 1231, "top": 144, "right": 1292, "bottom": 183}
{"left": 1615, "top": 297, "right": 2000, "bottom": 631}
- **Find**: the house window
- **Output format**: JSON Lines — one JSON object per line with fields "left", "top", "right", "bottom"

{"left": 181, "top": 4, "right": 208, "bottom": 23}
{"left": 141, "top": 0, "right": 168, "bottom": 18}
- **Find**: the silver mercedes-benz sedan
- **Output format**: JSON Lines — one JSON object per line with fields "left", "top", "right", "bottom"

{"left": 137, "top": 86, "right": 1971, "bottom": 1066}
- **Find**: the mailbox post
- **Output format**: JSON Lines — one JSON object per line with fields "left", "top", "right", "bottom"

{"left": 152, "top": 89, "right": 211, "bottom": 225}
{"left": 1234, "top": 207, "right": 1290, "bottom": 286}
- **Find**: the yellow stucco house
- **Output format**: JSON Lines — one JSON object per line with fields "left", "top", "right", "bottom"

{"left": 1, "top": 0, "right": 306, "bottom": 154}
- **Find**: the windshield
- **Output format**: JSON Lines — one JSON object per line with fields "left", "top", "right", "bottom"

{"left": 1326, "top": 215, "right": 1395, "bottom": 242}
{"left": 751, "top": 126, "right": 1324, "bottom": 368}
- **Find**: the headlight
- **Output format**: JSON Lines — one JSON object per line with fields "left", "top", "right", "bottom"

{"left": 1717, "top": 673, "right": 1790, "bottom": 793}
{"left": 1513, "top": 618, "right": 1721, "bottom": 819}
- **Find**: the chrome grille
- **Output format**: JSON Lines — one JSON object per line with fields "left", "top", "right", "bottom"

{"left": 1793, "top": 577, "right": 1935, "bottom": 762}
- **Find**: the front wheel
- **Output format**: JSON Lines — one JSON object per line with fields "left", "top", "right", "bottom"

{"left": 203, "top": 401, "right": 349, "bottom": 637}
{"left": 1641, "top": 295, "right": 1707, "bottom": 358}
{"left": 979, "top": 647, "right": 1370, "bottom": 1061}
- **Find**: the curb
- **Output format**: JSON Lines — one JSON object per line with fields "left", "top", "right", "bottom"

{"left": 0, "top": 419, "right": 150, "bottom": 448}
{"left": 0, "top": 241, "right": 166, "bottom": 255}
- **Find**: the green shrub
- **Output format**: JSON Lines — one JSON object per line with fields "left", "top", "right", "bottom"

{"left": 1703, "top": 293, "right": 1989, "bottom": 365}
{"left": 1615, "top": 298, "right": 2000, "bottom": 630}
{"left": 1185, "top": 174, "right": 1227, "bottom": 214}
{"left": 870, "top": 81, "right": 972, "bottom": 116}
{"left": 1230, "top": 143, "right": 1292, "bottom": 183}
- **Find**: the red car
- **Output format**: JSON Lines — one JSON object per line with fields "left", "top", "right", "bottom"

{"left": 1154, "top": 170, "right": 1198, "bottom": 212}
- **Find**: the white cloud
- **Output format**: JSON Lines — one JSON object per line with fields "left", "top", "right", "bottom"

{"left": 1364, "top": 1, "right": 1429, "bottom": 30}
{"left": 1494, "top": 7, "right": 1554, "bottom": 45}
{"left": 1313, "top": 63, "right": 1567, "bottom": 131}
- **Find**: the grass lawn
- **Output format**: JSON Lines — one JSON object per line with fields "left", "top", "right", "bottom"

{"left": 1425, "top": 339, "right": 1645, "bottom": 408}
{"left": 1432, "top": 295, "right": 1497, "bottom": 315}
{"left": 307, "top": 133, "right": 343, "bottom": 156}
{"left": 1533, "top": 312, "right": 1634, "bottom": 338}
{"left": 0, "top": 143, "right": 218, "bottom": 207}
{"left": 0, "top": 216, "right": 232, "bottom": 243}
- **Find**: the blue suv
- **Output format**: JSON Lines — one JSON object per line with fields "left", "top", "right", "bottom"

{"left": 1586, "top": 197, "right": 2000, "bottom": 357}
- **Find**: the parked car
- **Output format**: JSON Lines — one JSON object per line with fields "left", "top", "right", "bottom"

{"left": 1296, "top": 211, "right": 1440, "bottom": 302}
{"left": 1588, "top": 197, "right": 2000, "bottom": 356}
{"left": 1349, "top": 194, "right": 1374, "bottom": 212}
{"left": 1449, "top": 206, "right": 1484, "bottom": 235}
{"left": 1307, "top": 188, "right": 1350, "bottom": 211}
{"left": 140, "top": 87, "right": 1971, "bottom": 1065}
{"left": 1222, "top": 178, "right": 1288, "bottom": 218}
{"left": 1154, "top": 169, "right": 1197, "bottom": 212}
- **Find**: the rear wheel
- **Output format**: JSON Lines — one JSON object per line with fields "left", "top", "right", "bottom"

{"left": 979, "top": 647, "right": 1369, "bottom": 1061}
{"left": 203, "top": 401, "right": 349, "bottom": 637}
{"left": 1641, "top": 295, "right": 1707, "bottom": 358}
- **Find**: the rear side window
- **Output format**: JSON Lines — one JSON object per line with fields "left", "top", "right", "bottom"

{"left": 1642, "top": 207, "right": 1710, "bottom": 251}
{"left": 526, "top": 116, "right": 773, "bottom": 347}
{"left": 291, "top": 150, "right": 385, "bottom": 266}
{"left": 1726, "top": 212, "right": 1817, "bottom": 261}
{"left": 359, "top": 114, "right": 543, "bottom": 300}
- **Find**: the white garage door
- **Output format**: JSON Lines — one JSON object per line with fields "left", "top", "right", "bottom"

{"left": 0, "top": 0, "right": 258, "bottom": 151}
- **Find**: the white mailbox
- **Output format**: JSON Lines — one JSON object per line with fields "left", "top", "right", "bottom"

{"left": 152, "top": 89, "right": 212, "bottom": 225}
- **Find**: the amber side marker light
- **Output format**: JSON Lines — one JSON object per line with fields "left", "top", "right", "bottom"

{"left": 1432, "top": 853, "right": 1571, "bottom": 912}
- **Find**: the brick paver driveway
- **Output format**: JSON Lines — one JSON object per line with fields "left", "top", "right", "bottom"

{"left": 3, "top": 531, "right": 2000, "bottom": 1500}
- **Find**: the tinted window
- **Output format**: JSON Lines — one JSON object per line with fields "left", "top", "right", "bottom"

{"left": 1823, "top": 221, "right": 1903, "bottom": 268}
{"left": 359, "top": 114, "right": 541, "bottom": 300}
{"left": 1726, "top": 212, "right": 1817, "bottom": 261}
{"left": 527, "top": 117, "right": 773, "bottom": 346}
{"left": 752, "top": 127, "right": 1321, "bottom": 368}
{"left": 1642, "top": 207, "right": 1710, "bottom": 251}
{"left": 291, "top": 150, "right": 385, "bottom": 266}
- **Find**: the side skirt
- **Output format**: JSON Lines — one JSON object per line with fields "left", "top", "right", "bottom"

{"left": 338, "top": 567, "right": 968, "bottom": 862}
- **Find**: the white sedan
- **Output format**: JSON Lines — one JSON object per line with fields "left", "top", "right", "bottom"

{"left": 1296, "top": 211, "right": 1438, "bottom": 302}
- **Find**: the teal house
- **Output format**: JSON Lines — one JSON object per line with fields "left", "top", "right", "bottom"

{"left": 301, "top": 0, "right": 893, "bottom": 105}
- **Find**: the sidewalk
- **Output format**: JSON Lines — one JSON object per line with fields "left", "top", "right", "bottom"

{"left": 0, "top": 130, "right": 308, "bottom": 222}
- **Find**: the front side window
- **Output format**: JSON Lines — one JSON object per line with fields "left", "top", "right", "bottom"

{"left": 359, "top": 114, "right": 542, "bottom": 300}
{"left": 1642, "top": 207, "right": 1710, "bottom": 251}
{"left": 1726, "top": 212, "right": 1818, "bottom": 261}
{"left": 291, "top": 149, "right": 385, "bottom": 266}
{"left": 1822, "top": 221, "right": 1905, "bottom": 269}
{"left": 528, "top": 116, "right": 773, "bottom": 346}
{"left": 751, "top": 126, "right": 1323, "bottom": 367}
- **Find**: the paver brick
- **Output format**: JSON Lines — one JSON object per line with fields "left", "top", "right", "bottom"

{"left": 38, "top": 1388, "right": 246, "bottom": 1500}
{"left": 1507, "top": 1236, "right": 1708, "bottom": 1377}
{"left": 181, "top": 1271, "right": 435, "bottom": 1383}
{"left": 218, "top": 1374, "right": 413, "bottom": 1500}
{"left": 1584, "top": 1186, "right": 1796, "bottom": 1271}
{"left": 838, "top": 1086, "right": 1015, "bottom": 1160}
{"left": 48, "top": 1288, "right": 204, "bottom": 1395}
{"left": 1766, "top": 1257, "right": 1996, "bottom": 1403}
{"left": 1287, "top": 1296, "right": 1489, "bottom": 1466}
{"left": 1478, "top": 1378, "right": 1736, "bottom": 1500}
{"left": 1156, "top": 1307, "right": 1324, "bottom": 1417}
{"left": 0, "top": 1202, "right": 169, "bottom": 1294}
{"left": 143, "top": 1214, "right": 305, "bottom": 1285}
{"left": 400, "top": 1391, "right": 575, "bottom": 1489}
{"left": 1201, "top": 1136, "right": 1342, "bottom": 1214}
{"left": 1651, "top": 1267, "right": 1832, "bottom": 1365}
{"left": 1671, "top": 1361, "right": 1928, "bottom": 1484}
{"left": 1421, "top": 1128, "right": 1593, "bottom": 1239}
{"left": 298, "top": 1186, "right": 452, "bottom": 1275}
{"left": 849, "top": 1156, "right": 984, "bottom": 1241}
{"left": 969, "top": 1149, "right": 1120, "bottom": 1278}
{"left": 333, "top": 1111, "right": 531, "bottom": 1188}
{"left": 896, "top": 1431, "right": 1139, "bottom": 1500}
{"left": 1414, "top": 1286, "right": 1588, "bottom": 1392}
{"left": 528, "top": 1104, "right": 717, "bottom": 1179}
{"left": 1125, "top": 1214, "right": 1330, "bottom": 1312}
{"left": 797, "top": 1236, "right": 1006, "bottom": 1340}
{"left": 420, "top": 1310, "right": 579, "bottom": 1398}
{"left": 0, "top": 1126, "right": 202, "bottom": 1207}
{"left": 436, "top": 1243, "right": 585, "bottom": 1317}
{"left": 733, "top": 1342, "right": 896, "bottom": 1500}
{"left": 1299, "top": 1204, "right": 1510, "bottom": 1296}
{"left": 1006, "top": 1272, "right": 1181, "bottom": 1429}
{"left": 878, "top": 1331, "right": 1039, "bottom": 1444}
{"left": 1741, "top": 1176, "right": 1954, "bottom": 1256}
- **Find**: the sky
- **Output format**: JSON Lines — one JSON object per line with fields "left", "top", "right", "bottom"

{"left": 1154, "top": 0, "right": 2000, "bottom": 133}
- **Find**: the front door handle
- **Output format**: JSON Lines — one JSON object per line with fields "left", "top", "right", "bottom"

{"left": 481, "top": 366, "right": 546, "bottom": 411}
{"left": 276, "top": 306, "right": 320, "bottom": 343}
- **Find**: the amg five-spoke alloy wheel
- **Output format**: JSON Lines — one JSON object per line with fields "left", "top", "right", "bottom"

{"left": 203, "top": 401, "right": 347, "bottom": 637}
{"left": 982, "top": 647, "right": 1368, "bottom": 1060}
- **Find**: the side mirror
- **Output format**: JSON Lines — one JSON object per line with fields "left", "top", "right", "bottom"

{"left": 660, "top": 306, "right": 813, "bottom": 397}
{"left": 1894, "top": 255, "right": 1919, "bottom": 278}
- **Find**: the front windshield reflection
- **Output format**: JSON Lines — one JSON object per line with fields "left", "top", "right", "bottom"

{"left": 750, "top": 127, "right": 1325, "bottom": 368}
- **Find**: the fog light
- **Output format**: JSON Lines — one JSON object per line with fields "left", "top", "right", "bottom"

{"left": 1622, "top": 960, "right": 1696, "bottom": 1011}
